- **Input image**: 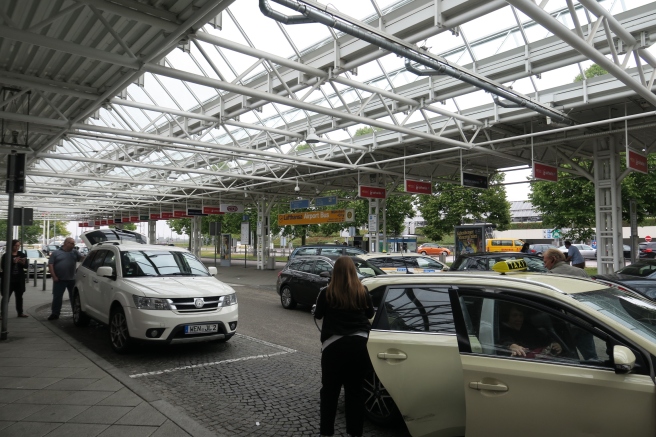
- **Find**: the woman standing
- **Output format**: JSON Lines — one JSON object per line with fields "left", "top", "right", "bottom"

{"left": 1, "top": 240, "right": 29, "bottom": 318}
{"left": 314, "top": 256, "right": 374, "bottom": 437}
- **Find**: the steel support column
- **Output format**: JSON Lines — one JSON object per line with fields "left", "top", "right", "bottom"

{"left": 148, "top": 220, "right": 156, "bottom": 244}
{"left": 594, "top": 137, "right": 623, "bottom": 274}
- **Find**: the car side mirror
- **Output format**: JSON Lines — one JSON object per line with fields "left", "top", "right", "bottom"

{"left": 319, "top": 271, "right": 331, "bottom": 278}
{"left": 613, "top": 345, "right": 636, "bottom": 374}
{"left": 96, "top": 266, "right": 115, "bottom": 279}
{"left": 208, "top": 266, "right": 218, "bottom": 276}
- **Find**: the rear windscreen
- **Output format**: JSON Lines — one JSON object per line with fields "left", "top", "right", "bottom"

{"left": 85, "top": 230, "right": 147, "bottom": 245}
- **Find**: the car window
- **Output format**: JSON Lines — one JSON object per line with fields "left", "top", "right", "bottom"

{"left": 320, "top": 248, "right": 343, "bottom": 257}
{"left": 345, "top": 248, "right": 365, "bottom": 256}
{"left": 288, "top": 260, "right": 304, "bottom": 271}
{"left": 373, "top": 286, "right": 455, "bottom": 333}
{"left": 90, "top": 250, "right": 109, "bottom": 272}
{"left": 353, "top": 260, "right": 384, "bottom": 277}
{"left": 581, "top": 245, "right": 593, "bottom": 250}
{"left": 295, "top": 248, "right": 318, "bottom": 256}
{"left": 102, "top": 251, "right": 116, "bottom": 272}
{"left": 491, "top": 240, "right": 502, "bottom": 246}
{"left": 514, "top": 240, "right": 523, "bottom": 246}
{"left": 400, "top": 257, "right": 418, "bottom": 267}
{"left": 414, "top": 257, "right": 444, "bottom": 269}
{"left": 314, "top": 260, "right": 332, "bottom": 275}
{"left": 25, "top": 249, "right": 44, "bottom": 258}
{"left": 458, "top": 296, "right": 613, "bottom": 368}
{"left": 298, "top": 260, "right": 314, "bottom": 273}
{"left": 81, "top": 250, "right": 98, "bottom": 269}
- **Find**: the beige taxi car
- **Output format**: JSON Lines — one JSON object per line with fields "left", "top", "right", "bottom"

{"left": 362, "top": 261, "right": 656, "bottom": 437}
{"left": 358, "top": 252, "right": 448, "bottom": 274}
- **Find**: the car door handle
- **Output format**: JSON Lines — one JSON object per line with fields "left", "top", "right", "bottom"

{"left": 81, "top": 274, "right": 86, "bottom": 278}
{"left": 469, "top": 382, "right": 508, "bottom": 392}
{"left": 377, "top": 352, "right": 407, "bottom": 361}
{"left": 92, "top": 279, "right": 99, "bottom": 283}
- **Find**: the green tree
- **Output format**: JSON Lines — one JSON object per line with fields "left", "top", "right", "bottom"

{"left": 354, "top": 126, "right": 382, "bottom": 137}
{"left": 417, "top": 173, "right": 511, "bottom": 241}
{"left": 121, "top": 223, "right": 137, "bottom": 231}
{"left": 530, "top": 155, "right": 656, "bottom": 240}
{"left": 0, "top": 220, "right": 44, "bottom": 244}
{"left": 383, "top": 188, "right": 415, "bottom": 236}
{"left": 574, "top": 64, "right": 608, "bottom": 82}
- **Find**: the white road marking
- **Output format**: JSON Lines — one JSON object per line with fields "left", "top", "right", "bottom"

{"left": 129, "top": 334, "right": 296, "bottom": 378}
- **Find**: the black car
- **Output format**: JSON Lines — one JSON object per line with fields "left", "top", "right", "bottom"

{"left": 592, "top": 260, "right": 656, "bottom": 300}
{"left": 288, "top": 244, "right": 367, "bottom": 260}
{"left": 451, "top": 252, "right": 548, "bottom": 272}
{"left": 276, "top": 255, "right": 385, "bottom": 309}
{"left": 639, "top": 242, "right": 656, "bottom": 259}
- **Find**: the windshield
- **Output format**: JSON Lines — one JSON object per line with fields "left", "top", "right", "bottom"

{"left": 617, "top": 261, "right": 656, "bottom": 278}
{"left": 572, "top": 288, "right": 656, "bottom": 343}
{"left": 121, "top": 250, "right": 210, "bottom": 277}
{"left": 25, "top": 249, "right": 45, "bottom": 258}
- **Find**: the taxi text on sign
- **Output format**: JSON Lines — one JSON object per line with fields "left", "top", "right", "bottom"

{"left": 359, "top": 185, "right": 386, "bottom": 198}
{"left": 533, "top": 162, "right": 558, "bottom": 182}
{"left": 278, "top": 210, "right": 347, "bottom": 225}
{"left": 404, "top": 179, "right": 432, "bottom": 194}
{"left": 627, "top": 149, "right": 648, "bottom": 174}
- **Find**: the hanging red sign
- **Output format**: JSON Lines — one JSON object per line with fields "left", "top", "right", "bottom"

{"left": 130, "top": 216, "right": 139, "bottom": 223}
{"left": 173, "top": 210, "right": 187, "bottom": 218}
{"left": 533, "top": 162, "right": 558, "bottom": 182}
{"left": 161, "top": 212, "right": 173, "bottom": 219}
{"left": 359, "top": 185, "right": 386, "bottom": 199}
{"left": 627, "top": 149, "right": 648, "bottom": 174}
{"left": 107, "top": 219, "right": 114, "bottom": 225}
{"left": 203, "top": 206, "right": 223, "bottom": 215}
{"left": 150, "top": 213, "right": 161, "bottom": 220}
{"left": 78, "top": 222, "right": 88, "bottom": 227}
{"left": 405, "top": 179, "right": 432, "bottom": 194}
{"left": 100, "top": 220, "right": 108, "bottom": 226}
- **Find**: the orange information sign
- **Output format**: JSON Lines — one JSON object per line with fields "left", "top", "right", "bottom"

{"left": 278, "top": 210, "right": 346, "bottom": 225}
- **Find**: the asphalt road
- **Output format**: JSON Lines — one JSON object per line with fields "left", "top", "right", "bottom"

{"left": 37, "top": 263, "right": 411, "bottom": 437}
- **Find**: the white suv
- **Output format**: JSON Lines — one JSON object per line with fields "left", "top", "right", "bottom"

{"left": 73, "top": 242, "right": 238, "bottom": 353}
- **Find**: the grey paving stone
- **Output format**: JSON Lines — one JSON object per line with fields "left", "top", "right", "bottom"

{"left": 46, "top": 378, "right": 100, "bottom": 391}
{"left": 40, "top": 367, "right": 89, "bottom": 378}
{"left": 59, "top": 390, "right": 114, "bottom": 406}
{"left": 59, "top": 357, "right": 95, "bottom": 368}
{"left": 97, "top": 424, "right": 157, "bottom": 437}
{"left": 68, "top": 405, "right": 132, "bottom": 424}
{"left": 0, "top": 421, "right": 60, "bottom": 437}
{"left": 13, "top": 390, "right": 72, "bottom": 404}
{"left": 0, "top": 366, "right": 50, "bottom": 377}
{"left": 0, "top": 358, "right": 72, "bottom": 367}
{"left": 0, "top": 403, "right": 46, "bottom": 421}
{"left": 149, "top": 420, "right": 191, "bottom": 437}
{"left": 24, "top": 404, "right": 89, "bottom": 422}
{"left": 82, "top": 376, "right": 124, "bottom": 391}
{"left": 43, "top": 423, "right": 109, "bottom": 437}
{"left": 70, "top": 367, "right": 109, "bottom": 379}
{"left": 97, "top": 388, "right": 143, "bottom": 407}
{"left": 0, "top": 376, "right": 61, "bottom": 390}
{"left": 116, "top": 402, "right": 166, "bottom": 426}
{"left": 0, "top": 420, "right": 15, "bottom": 431}
{"left": 0, "top": 388, "right": 37, "bottom": 403}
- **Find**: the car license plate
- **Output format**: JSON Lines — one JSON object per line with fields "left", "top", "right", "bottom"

{"left": 184, "top": 324, "right": 218, "bottom": 334}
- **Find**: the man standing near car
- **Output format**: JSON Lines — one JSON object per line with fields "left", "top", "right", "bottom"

{"left": 47, "top": 237, "right": 83, "bottom": 320}
{"left": 564, "top": 241, "right": 585, "bottom": 269}
{"left": 544, "top": 249, "right": 588, "bottom": 278}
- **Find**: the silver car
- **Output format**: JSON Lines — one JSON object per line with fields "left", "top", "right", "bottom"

{"left": 558, "top": 244, "right": 596, "bottom": 260}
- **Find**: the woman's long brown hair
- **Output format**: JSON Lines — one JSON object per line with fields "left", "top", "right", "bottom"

{"left": 326, "top": 256, "right": 368, "bottom": 310}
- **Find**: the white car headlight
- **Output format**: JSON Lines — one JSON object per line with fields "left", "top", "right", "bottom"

{"left": 133, "top": 295, "right": 171, "bottom": 310}
{"left": 221, "top": 293, "right": 237, "bottom": 307}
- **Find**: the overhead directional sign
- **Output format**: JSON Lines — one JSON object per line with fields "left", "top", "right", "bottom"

{"left": 405, "top": 179, "right": 432, "bottom": 194}
{"left": 533, "top": 162, "right": 558, "bottom": 182}
{"left": 315, "top": 196, "right": 337, "bottom": 207}
{"left": 150, "top": 213, "right": 161, "bottom": 220}
{"left": 627, "top": 149, "right": 648, "bottom": 174}
{"left": 220, "top": 203, "right": 244, "bottom": 213}
{"left": 187, "top": 208, "right": 206, "bottom": 216}
{"left": 290, "top": 199, "right": 310, "bottom": 210}
{"left": 462, "top": 172, "right": 488, "bottom": 189}
{"left": 359, "top": 185, "right": 386, "bottom": 198}
{"left": 278, "top": 210, "right": 347, "bottom": 225}
{"left": 203, "top": 205, "right": 223, "bottom": 215}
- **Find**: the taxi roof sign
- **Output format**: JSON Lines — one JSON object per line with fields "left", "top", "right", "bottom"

{"left": 492, "top": 259, "right": 528, "bottom": 274}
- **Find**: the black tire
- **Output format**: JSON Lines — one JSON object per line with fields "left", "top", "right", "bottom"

{"left": 363, "top": 369, "right": 402, "bottom": 426}
{"left": 280, "top": 286, "right": 297, "bottom": 309}
{"left": 109, "top": 306, "right": 133, "bottom": 353}
{"left": 72, "top": 290, "right": 90, "bottom": 327}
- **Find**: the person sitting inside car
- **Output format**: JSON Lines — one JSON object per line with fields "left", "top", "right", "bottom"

{"left": 499, "top": 304, "right": 562, "bottom": 358}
